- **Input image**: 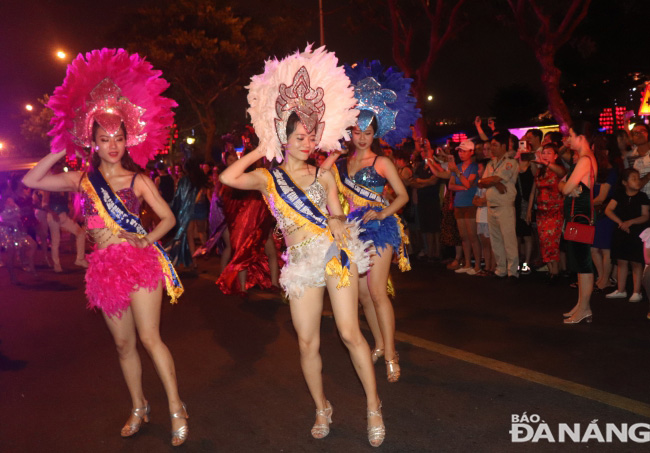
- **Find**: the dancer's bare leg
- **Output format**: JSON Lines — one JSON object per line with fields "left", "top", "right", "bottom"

{"left": 327, "top": 265, "right": 381, "bottom": 426}
{"left": 219, "top": 228, "right": 231, "bottom": 276}
{"left": 359, "top": 272, "right": 384, "bottom": 352}
{"left": 59, "top": 213, "right": 87, "bottom": 266}
{"left": 366, "top": 247, "right": 396, "bottom": 361}
{"left": 130, "top": 281, "right": 185, "bottom": 431}
{"left": 103, "top": 307, "right": 145, "bottom": 426}
{"left": 264, "top": 232, "right": 279, "bottom": 286}
{"left": 289, "top": 286, "right": 328, "bottom": 423}
{"left": 47, "top": 213, "right": 62, "bottom": 271}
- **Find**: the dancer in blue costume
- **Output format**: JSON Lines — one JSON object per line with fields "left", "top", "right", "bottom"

{"left": 322, "top": 60, "right": 420, "bottom": 383}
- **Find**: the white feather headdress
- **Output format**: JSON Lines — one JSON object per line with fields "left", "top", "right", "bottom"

{"left": 247, "top": 44, "right": 359, "bottom": 162}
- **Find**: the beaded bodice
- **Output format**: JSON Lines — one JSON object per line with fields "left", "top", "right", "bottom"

{"left": 350, "top": 166, "right": 387, "bottom": 194}
{"left": 82, "top": 187, "right": 141, "bottom": 217}
{"left": 274, "top": 178, "right": 327, "bottom": 236}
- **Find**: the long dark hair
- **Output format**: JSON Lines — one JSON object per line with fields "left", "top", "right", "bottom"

{"left": 90, "top": 121, "right": 141, "bottom": 173}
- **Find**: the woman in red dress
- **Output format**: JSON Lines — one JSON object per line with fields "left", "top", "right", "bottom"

{"left": 216, "top": 151, "right": 276, "bottom": 296}
{"left": 527, "top": 143, "right": 566, "bottom": 281}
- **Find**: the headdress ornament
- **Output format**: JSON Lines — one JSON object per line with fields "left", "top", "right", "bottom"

{"left": 247, "top": 44, "right": 358, "bottom": 162}
{"left": 345, "top": 60, "right": 420, "bottom": 147}
{"left": 47, "top": 48, "right": 177, "bottom": 168}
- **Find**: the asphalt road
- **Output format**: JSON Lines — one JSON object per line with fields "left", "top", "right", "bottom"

{"left": 2, "top": 249, "right": 650, "bottom": 453}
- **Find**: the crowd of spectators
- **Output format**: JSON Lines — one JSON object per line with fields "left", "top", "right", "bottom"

{"left": 4, "top": 116, "right": 650, "bottom": 322}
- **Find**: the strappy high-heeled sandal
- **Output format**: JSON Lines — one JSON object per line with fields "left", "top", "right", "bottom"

{"left": 371, "top": 348, "right": 385, "bottom": 364}
{"left": 386, "top": 352, "right": 401, "bottom": 383}
{"left": 170, "top": 402, "right": 189, "bottom": 447}
{"left": 120, "top": 402, "right": 150, "bottom": 437}
{"left": 311, "top": 400, "right": 333, "bottom": 439}
{"left": 367, "top": 402, "right": 386, "bottom": 447}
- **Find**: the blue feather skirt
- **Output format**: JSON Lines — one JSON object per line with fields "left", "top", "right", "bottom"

{"left": 348, "top": 206, "right": 402, "bottom": 255}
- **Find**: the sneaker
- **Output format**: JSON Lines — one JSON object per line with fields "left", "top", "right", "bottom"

{"left": 629, "top": 293, "right": 643, "bottom": 303}
{"left": 465, "top": 268, "right": 478, "bottom": 276}
{"left": 520, "top": 262, "right": 531, "bottom": 275}
{"left": 447, "top": 260, "right": 461, "bottom": 270}
{"left": 606, "top": 290, "right": 627, "bottom": 299}
{"left": 455, "top": 266, "right": 471, "bottom": 274}
{"left": 536, "top": 264, "right": 549, "bottom": 273}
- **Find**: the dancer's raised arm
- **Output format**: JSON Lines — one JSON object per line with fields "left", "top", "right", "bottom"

{"left": 23, "top": 151, "right": 81, "bottom": 192}
{"left": 219, "top": 148, "right": 267, "bottom": 192}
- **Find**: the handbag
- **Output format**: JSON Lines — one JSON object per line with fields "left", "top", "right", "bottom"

{"left": 563, "top": 163, "right": 595, "bottom": 245}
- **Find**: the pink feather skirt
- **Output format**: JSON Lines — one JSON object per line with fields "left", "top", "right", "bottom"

{"left": 85, "top": 242, "right": 164, "bottom": 318}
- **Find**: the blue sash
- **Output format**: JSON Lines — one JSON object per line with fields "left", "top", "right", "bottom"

{"left": 334, "top": 159, "right": 388, "bottom": 207}
{"left": 262, "top": 167, "right": 354, "bottom": 288}
{"left": 82, "top": 170, "right": 183, "bottom": 303}
{"left": 332, "top": 159, "right": 411, "bottom": 272}
{"left": 270, "top": 167, "right": 329, "bottom": 230}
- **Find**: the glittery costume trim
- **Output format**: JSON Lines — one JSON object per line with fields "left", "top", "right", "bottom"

{"left": 331, "top": 164, "right": 410, "bottom": 272}
{"left": 280, "top": 224, "right": 371, "bottom": 300}
{"left": 80, "top": 173, "right": 183, "bottom": 303}
{"left": 258, "top": 167, "right": 365, "bottom": 289}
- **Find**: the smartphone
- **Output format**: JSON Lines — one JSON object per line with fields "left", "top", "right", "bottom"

{"left": 520, "top": 152, "right": 535, "bottom": 161}
{"left": 518, "top": 140, "right": 527, "bottom": 151}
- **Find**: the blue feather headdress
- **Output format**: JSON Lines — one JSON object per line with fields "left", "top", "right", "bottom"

{"left": 345, "top": 60, "right": 420, "bottom": 147}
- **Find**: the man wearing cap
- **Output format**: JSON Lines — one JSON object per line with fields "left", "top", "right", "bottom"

{"left": 478, "top": 131, "right": 519, "bottom": 278}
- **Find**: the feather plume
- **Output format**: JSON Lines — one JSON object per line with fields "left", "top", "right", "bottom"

{"left": 48, "top": 48, "right": 177, "bottom": 168}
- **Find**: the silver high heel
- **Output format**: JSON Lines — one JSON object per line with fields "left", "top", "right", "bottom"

{"left": 386, "top": 352, "right": 401, "bottom": 383}
{"left": 367, "top": 402, "right": 386, "bottom": 447}
{"left": 120, "top": 402, "right": 150, "bottom": 437}
{"left": 311, "top": 401, "right": 333, "bottom": 439}
{"left": 170, "top": 402, "right": 189, "bottom": 447}
{"left": 371, "top": 348, "right": 385, "bottom": 364}
{"left": 563, "top": 312, "right": 592, "bottom": 324}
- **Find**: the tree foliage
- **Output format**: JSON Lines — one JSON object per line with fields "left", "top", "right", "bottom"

{"left": 20, "top": 96, "right": 53, "bottom": 156}
{"left": 507, "top": 0, "right": 592, "bottom": 132}
{"left": 120, "top": 0, "right": 308, "bottom": 161}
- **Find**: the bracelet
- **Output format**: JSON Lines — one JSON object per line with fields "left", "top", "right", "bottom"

{"left": 327, "top": 215, "right": 346, "bottom": 222}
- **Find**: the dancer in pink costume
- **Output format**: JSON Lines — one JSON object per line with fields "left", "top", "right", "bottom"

{"left": 23, "top": 48, "right": 189, "bottom": 447}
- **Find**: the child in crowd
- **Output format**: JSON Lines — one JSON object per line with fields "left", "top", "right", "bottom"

{"left": 605, "top": 168, "right": 650, "bottom": 302}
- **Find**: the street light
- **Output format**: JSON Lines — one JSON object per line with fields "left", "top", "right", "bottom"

{"left": 186, "top": 137, "right": 196, "bottom": 145}
{"left": 427, "top": 95, "right": 434, "bottom": 102}
{"left": 56, "top": 50, "right": 67, "bottom": 60}
{"left": 25, "top": 104, "right": 33, "bottom": 112}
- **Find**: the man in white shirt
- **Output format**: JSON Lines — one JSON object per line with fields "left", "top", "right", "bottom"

{"left": 478, "top": 131, "right": 519, "bottom": 278}
{"left": 632, "top": 123, "right": 650, "bottom": 198}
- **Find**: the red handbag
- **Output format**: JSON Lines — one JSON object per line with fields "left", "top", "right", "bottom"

{"left": 563, "top": 165, "right": 595, "bottom": 245}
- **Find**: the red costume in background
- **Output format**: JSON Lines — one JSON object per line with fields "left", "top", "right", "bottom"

{"left": 216, "top": 187, "right": 275, "bottom": 294}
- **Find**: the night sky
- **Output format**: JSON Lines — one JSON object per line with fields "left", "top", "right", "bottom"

{"left": 0, "top": 0, "right": 643, "bottom": 151}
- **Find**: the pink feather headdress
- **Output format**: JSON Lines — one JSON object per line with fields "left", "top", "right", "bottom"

{"left": 47, "top": 48, "right": 177, "bottom": 168}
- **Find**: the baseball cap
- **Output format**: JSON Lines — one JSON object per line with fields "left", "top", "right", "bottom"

{"left": 456, "top": 140, "right": 475, "bottom": 151}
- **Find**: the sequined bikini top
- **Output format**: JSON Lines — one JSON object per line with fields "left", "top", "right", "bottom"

{"left": 349, "top": 156, "right": 387, "bottom": 194}
{"left": 82, "top": 174, "right": 141, "bottom": 229}
{"left": 274, "top": 169, "right": 327, "bottom": 236}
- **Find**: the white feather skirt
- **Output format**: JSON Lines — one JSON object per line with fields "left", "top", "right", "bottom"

{"left": 280, "top": 221, "right": 371, "bottom": 300}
